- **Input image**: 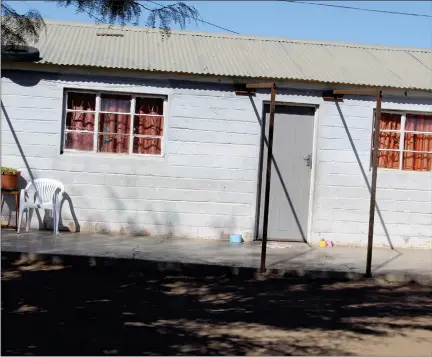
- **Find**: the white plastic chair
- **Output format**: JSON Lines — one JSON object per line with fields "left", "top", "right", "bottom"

{"left": 18, "top": 178, "right": 65, "bottom": 235}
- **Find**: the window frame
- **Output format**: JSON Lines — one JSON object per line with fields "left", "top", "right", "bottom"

{"left": 373, "top": 109, "right": 432, "bottom": 171}
{"left": 63, "top": 89, "right": 167, "bottom": 157}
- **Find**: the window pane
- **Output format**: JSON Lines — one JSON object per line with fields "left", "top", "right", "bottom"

{"left": 378, "top": 150, "right": 400, "bottom": 169}
{"left": 133, "top": 137, "right": 161, "bottom": 155}
{"left": 133, "top": 115, "right": 164, "bottom": 136}
{"left": 65, "top": 112, "right": 95, "bottom": 131}
{"left": 99, "top": 114, "right": 131, "bottom": 135}
{"left": 406, "top": 113, "right": 432, "bottom": 132}
{"left": 98, "top": 113, "right": 130, "bottom": 154}
{"left": 67, "top": 92, "right": 96, "bottom": 111}
{"left": 135, "top": 97, "right": 164, "bottom": 115}
{"left": 379, "top": 131, "right": 400, "bottom": 150}
{"left": 65, "top": 132, "right": 94, "bottom": 151}
{"left": 404, "top": 133, "right": 432, "bottom": 153}
{"left": 380, "top": 113, "right": 401, "bottom": 131}
{"left": 100, "top": 94, "right": 131, "bottom": 113}
{"left": 403, "top": 152, "right": 432, "bottom": 171}
{"left": 98, "top": 134, "right": 129, "bottom": 154}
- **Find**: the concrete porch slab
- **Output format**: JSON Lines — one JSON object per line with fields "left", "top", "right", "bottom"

{"left": 1, "top": 229, "right": 431, "bottom": 284}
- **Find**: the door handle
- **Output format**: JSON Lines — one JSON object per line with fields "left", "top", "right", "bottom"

{"left": 303, "top": 154, "right": 312, "bottom": 168}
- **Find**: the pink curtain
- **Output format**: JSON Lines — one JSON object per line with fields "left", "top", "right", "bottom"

{"left": 98, "top": 97, "right": 130, "bottom": 153}
{"left": 403, "top": 114, "right": 432, "bottom": 171}
{"left": 70, "top": 101, "right": 95, "bottom": 151}
{"left": 67, "top": 94, "right": 164, "bottom": 155}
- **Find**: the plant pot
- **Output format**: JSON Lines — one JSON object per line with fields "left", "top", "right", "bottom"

{"left": 1, "top": 172, "right": 21, "bottom": 190}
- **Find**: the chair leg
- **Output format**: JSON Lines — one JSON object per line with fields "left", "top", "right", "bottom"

{"left": 17, "top": 206, "right": 25, "bottom": 234}
{"left": 54, "top": 197, "right": 62, "bottom": 235}
{"left": 27, "top": 208, "right": 33, "bottom": 232}
{"left": 52, "top": 207, "right": 59, "bottom": 235}
{"left": 1, "top": 195, "right": 5, "bottom": 225}
{"left": 15, "top": 193, "right": 19, "bottom": 231}
{"left": 55, "top": 207, "right": 60, "bottom": 235}
{"left": 51, "top": 208, "right": 55, "bottom": 235}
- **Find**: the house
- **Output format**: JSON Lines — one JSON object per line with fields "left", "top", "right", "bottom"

{"left": 1, "top": 20, "right": 431, "bottom": 249}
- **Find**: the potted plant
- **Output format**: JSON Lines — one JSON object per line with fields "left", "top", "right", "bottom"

{"left": 1, "top": 167, "right": 21, "bottom": 190}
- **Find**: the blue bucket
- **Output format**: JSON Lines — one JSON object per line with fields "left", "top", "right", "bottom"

{"left": 229, "top": 234, "right": 243, "bottom": 244}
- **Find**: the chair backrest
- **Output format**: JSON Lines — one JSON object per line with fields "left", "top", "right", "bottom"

{"left": 25, "top": 178, "right": 65, "bottom": 204}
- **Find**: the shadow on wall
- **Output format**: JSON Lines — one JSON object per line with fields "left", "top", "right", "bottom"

{"left": 58, "top": 193, "right": 81, "bottom": 233}
{"left": 249, "top": 93, "right": 397, "bottom": 249}
{"left": 3, "top": 69, "right": 173, "bottom": 92}
{"left": 1, "top": 254, "right": 431, "bottom": 355}
{"left": 1, "top": 101, "right": 37, "bottom": 184}
{"left": 3, "top": 71, "right": 340, "bottom": 239}
{"left": 2, "top": 71, "right": 42, "bottom": 87}
{"left": 335, "top": 101, "right": 394, "bottom": 250}
{"left": 211, "top": 215, "right": 238, "bottom": 241}
{"left": 3, "top": 71, "right": 251, "bottom": 237}
{"left": 1, "top": 101, "right": 40, "bottom": 228}
{"left": 85, "top": 186, "right": 240, "bottom": 239}
{"left": 248, "top": 95, "right": 314, "bottom": 245}
{"left": 83, "top": 186, "right": 182, "bottom": 237}
{"left": 1, "top": 101, "right": 80, "bottom": 233}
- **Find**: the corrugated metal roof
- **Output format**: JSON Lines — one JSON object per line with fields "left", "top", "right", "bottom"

{"left": 15, "top": 20, "right": 432, "bottom": 91}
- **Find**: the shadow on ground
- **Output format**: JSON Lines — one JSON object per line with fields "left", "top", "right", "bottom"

{"left": 1, "top": 253, "right": 431, "bottom": 356}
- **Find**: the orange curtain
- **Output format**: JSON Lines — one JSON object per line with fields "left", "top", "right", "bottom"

{"left": 136, "top": 103, "right": 163, "bottom": 155}
{"left": 403, "top": 114, "right": 432, "bottom": 171}
{"left": 378, "top": 113, "right": 401, "bottom": 169}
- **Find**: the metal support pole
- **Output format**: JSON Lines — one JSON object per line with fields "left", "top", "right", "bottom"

{"left": 366, "top": 90, "right": 383, "bottom": 277}
{"left": 260, "top": 84, "right": 277, "bottom": 274}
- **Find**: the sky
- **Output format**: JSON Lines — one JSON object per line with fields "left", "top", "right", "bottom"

{"left": 5, "top": 0, "right": 432, "bottom": 48}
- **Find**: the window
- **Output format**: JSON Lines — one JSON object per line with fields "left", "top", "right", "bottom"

{"left": 64, "top": 91, "right": 165, "bottom": 156}
{"left": 376, "top": 112, "right": 432, "bottom": 171}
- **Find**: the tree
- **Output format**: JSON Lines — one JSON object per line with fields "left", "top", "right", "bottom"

{"left": 1, "top": 0, "right": 199, "bottom": 47}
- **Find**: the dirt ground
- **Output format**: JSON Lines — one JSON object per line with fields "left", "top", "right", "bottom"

{"left": 2, "top": 253, "right": 432, "bottom": 356}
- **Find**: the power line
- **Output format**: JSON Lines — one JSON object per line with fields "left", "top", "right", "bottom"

{"left": 145, "top": 0, "right": 240, "bottom": 34}
{"left": 284, "top": 0, "right": 432, "bottom": 18}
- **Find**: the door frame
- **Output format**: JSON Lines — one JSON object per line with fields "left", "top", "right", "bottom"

{"left": 253, "top": 101, "right": 320, "bottom": 243}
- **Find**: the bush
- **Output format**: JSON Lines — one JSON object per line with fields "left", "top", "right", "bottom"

{"left": 1, "top": 167, "right": 18, "bottom": 175}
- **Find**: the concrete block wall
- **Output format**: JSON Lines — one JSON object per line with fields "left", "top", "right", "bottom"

{"left": 1, "top": 70, "right": 262, "bottom": 239}
{"left": 2, "top": 69, "right": 431, "bottom": 248}
{"left": 311, "top": 97, "right": 432, "bottom": 249}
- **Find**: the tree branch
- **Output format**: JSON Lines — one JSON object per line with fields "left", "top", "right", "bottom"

{"left": 1, "top": 0, "right": 200, "bottom": 47}
{"left": 1, "top": 3, "right": 46, "bottom": 47}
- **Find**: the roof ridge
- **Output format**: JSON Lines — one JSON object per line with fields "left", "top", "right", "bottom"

{"left": 42, "top": 19, "right": 432, "bottom": 53}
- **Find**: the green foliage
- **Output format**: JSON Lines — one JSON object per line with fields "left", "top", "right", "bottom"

{"left": 1, "top": 0, "right": 200, "bottom": 47}
{"left": 55, "top": 0, "right": 142, "bottom": 26}
{"left": 144, "top": 2, "right": 200, "bottom": 33}
{"left": 1, "top": 167, "right": 18, "bottom": 175}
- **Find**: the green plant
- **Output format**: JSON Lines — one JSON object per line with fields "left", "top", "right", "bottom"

{"left": 1, "top": 166, "right": 18, "bottom": 175}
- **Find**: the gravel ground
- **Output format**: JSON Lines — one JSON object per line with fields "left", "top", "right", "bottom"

{"left": 2, "top": 254, "right": 432, "bottom": 356}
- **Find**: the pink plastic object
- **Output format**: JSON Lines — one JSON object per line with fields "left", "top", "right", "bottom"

{"left": 326, "top": 240, "right": 334, "bottom": 247}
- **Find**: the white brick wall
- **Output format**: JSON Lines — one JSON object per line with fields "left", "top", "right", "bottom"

{"left": 1, "top": 70, "right": 431, "bottom": 248}
{"left": 1, "top": 71, "right": 261, "bottom": 240}
{"left": 311, "top": 98, "right": 432, "bottom": 248}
